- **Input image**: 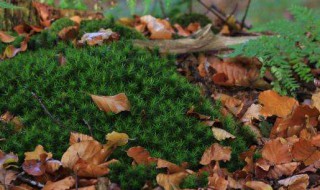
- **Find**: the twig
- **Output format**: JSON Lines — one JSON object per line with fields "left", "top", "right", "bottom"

{"left": 159, "top": 0, "right": 167, "bottom": 18}
{"left": 241, "top": 0, "right": 252, "bottom": 30}
{"left": 197, "top": 0, "right": 225, "bottom": 22}
{"left": 17, "top": 172, "right": 44, "bottom": 188}
{"left": 0, "top": 138, "right": 5, "bottom": 141}
{"left": 230, "top": 2, "right": 238, "bottom": 16}
{"left": 31, "top": 92, "right": 65, "bottom": 128}
{"left": 82, "top": 119, "right": 93, "bottom": 137}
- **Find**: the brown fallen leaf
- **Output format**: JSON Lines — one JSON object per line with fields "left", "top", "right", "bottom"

{"left": 73, "top": 158, "right": 109, "bottom": 178}
{"left": 69, "top": 132, "right": 94, "bottom": 145}
{"left": 156, "top": 172, "right": 188, "bottom": 190}
{"left": 91, "top": 93, "right": 131, "bottom": 114}
{"left": 2, "top": 37, "right": 29, "bottom": 59}
{"left": 186, "top": 22, "right": 201, "bottom": 33}
{"left": 140, "top": 15, "right": 174, "bottom": 40}
{"left": 24, "top": 145, "right": 52, "bottom": 161}
{"left": 0, "top": 169, "right": 18, "bottom": 188}
{"left": 186, "top": 106, "right": 211, "bottom": 120}
{"left": 32, "top": 1, "right": 55, "bottom": 27}
{"left": 259, "top": 90, "right": 298, "bottom": 118}
{"left": 22, "top": 160, "right": 45, "bottom": 176}
{"left": 278, "top": 174, "right": 309, "bottom": 190}
{"left": 261, "top": 138, "right": 292, "bottom": 165}
{"left": 208, "top": 173, "right": 228, "bottom": 190}
{"left": 174, "top": 24, "right": 190, "bottom": 37}
{"left": 245, "top": 181, "right": 273, "bottom": 190}
{"left": 105, "top": 131, "right": 129, "bottom": 148}
{"left": 43, "top": 176, "right": 76, "bottom": 190}
{"left": 79, "top": 29, "right": 120, "bottom": 46}
{"left": 157, "top": 159, "right": 187, "bottom": 174}
{"left": 13, "top": 24, "right": 43, "bottom": 35}
{"left": 211, "top": 127, "right": 235, "bottom": 141}
{"left": 127, "top": 146, "right": 157, "bottom": 165}
{"left": 241, "top": 104, "right": 263, "bottom": 123}
{"left": 292, "top": 139, "right": 320, "bottom": 166}
{"left": 58, "top": 26, "right": 79, "bottom": 41}
{"left": 0, "top": 31, "right": 15, "bottom": 43}
{"left": 0, "top": 151, "right": 19, "bottom": 169}
{"left": 200, "top": 143, "right": 231, "bottom": 165}
{"left": 267, "top": 162, "right": 300, "bottom": 179}
{"left": 212, "top": 93, "right": 244, "bottom": 117}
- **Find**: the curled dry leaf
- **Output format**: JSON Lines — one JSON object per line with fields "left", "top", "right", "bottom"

{"left": 14, "top": 24, "right": 43, "bottom": 35}
{"left": 79, "top": 29, "right": 120, "bottom": 46}
{"left": 278, "top": 174, "right": 309, "bottom": 190}
{"left": 208, "top": 173, "right": 228, "bottom": 190}
{"left": 61, "top": 140, "right": 110, "bottom": 169}
{"left": 211, "top": 127, "right": 235, "bottom": 141}
{"left": 105, "top": 131, "right": 129, "bottom": 147}
{"left": 241, "top": 104, "right": 263, "bottom": 123}
{"left": 24, "top": 145, "right": 52, "bottom": 161}
{"left": 0, "top": 31, "right": 15, "bottom": 43}
{"left": 261, "top": 138, "right": 292, "bottom": 165}
{"left": 200, "top": 143, "right": 231, "bottom": 165}
{"left": 156, "top": 172, "right": 188, "bottom": 190}
{"left": 32, "top": 1, "right": 55, "bottom": 27}
{"left": 0, "top": 151, "right": 18, "bottom": 168}
{"left": 186, "top": 22, "right": 201, "bottom": 33}
{"left": 245, "top": 181, "right": 273, "bottom": 190}
{"left": 140, "top": 15, "right": 174, "bottom": 40}
{"left": 2, "top": 37, "right": 29, "bottom": 59}
{"left": 259, "top": 90, "right": 298, "bottom": 118}
{"left": 73, "top": 158, "right": 109, "bottom": 178}
{"left": 43, "top": 176, "right": 76, "bottom": 190}
{"left": 267, "top": 162, "right": 300, "bottom": 179}
{"left": 186, "top": 106, "right": 211, "bottom": 120}
{"left": 69, "top": 132, "right": 94, "bottom": 145}
{"left": 292, "top": 139, "right": 320, "bottom": 166}
{"left": 127, "top": 146, "right": 157, "bottom": 165}
{"left": 157, "top": 159, "right": 187, "bottom": 174}
{"left": 91, "top": 93, "right": 131, "bottom": 114}
{"left": 45, "top": 159, "right": 62, "bottom": 174}
{"left": 0, "top": 170, "right": 18, "bottom": 187}
{"left": 22, "top": 160, "right": 45, "bottom": 176}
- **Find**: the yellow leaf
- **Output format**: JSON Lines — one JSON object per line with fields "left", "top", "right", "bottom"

{"left": 156, "top": 172, "right": 188, "bottom": 190}
{"left": 211, "top": 127, "right": 235, "bottom": 141}
{"left": 245, "top": 181, "right": 273, "bottom": 190}
{"left": 105, "top": 131, "right": 129, "bottom": 147}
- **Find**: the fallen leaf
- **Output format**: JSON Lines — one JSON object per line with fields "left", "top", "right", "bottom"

{"left": 200, "top": 143, "right": 231, "bottom": 165}
{"left": 127, "top": 146, "right": 157, "bottom": 165}
{"left": 245, "top": 181, "right": 273, "bottom": 190}
{"left": 208, "top": 173, "right": 228, "bottom": 190}
{"left": 186, "top": 22, "right": 201, "bottom": 33}
{"left": 32, "top": 1, "right": 55, "bottom": 27}
{"left": 79, "top": 29, "right": 120, "bottom": 46}
{"left": 69, "top": 132, "right": 94, "bottom": 145}
{"left": 73, "top": 158, "right": 109, "bottom": 178}
{"left": 58, "top": 26, "right": 79, "bottom": 41}
{"left": 212, "top": 93, "right": 244, "bottom": 116}
{"left": 57, "top": 53, "right": 67, "bottom": 66}
{"left": 278, "top": 174, "right": 309, "bottom": 190}
{"left": 105, "top": 131, "right": 129, "bottom": 147}
{"left": 312, "top": 91, "right": 320, "bottom": 111}
{"left": 186, "top": 106, "right": 211, "bottom": 120}
{"left": 24, "top": 145, "right": 52, "bottom": 161}
{"left": 292, "top": 139, "right": 320, "bottom": 166}
{"left": 156, "top": 172, "right": 188, "bottom": 190}
{"left": 22, "top": 160, "right": 45, "bottom": 176}
{"left": 45, "top": 159, "right": 62, "bottom": 174}
{"left": 0, "top": 169, "right": 18, "bottom": 188}
{"left": 174, "top": 24, "right": 190, "bottom": 37}
{"left": 261, "top": 138, "right": 292, "bottom": 165}
{"left": 70, "top": 16, "right": 82, "bottom": 25}
{"left": 267, "top": 162, "right": 300, "bottom": 179}
{"left": 0, "top": 31, "right": 15, "bottom": 43}
{"left": 91, "top": 93, "right": 130, "bottom": 114}
{"left": 140, "top": 15, "right": 174, "bottom": 40}
{"left": 259, "top": 90, "right": 298, "bottom": 118}
{"left": 13, "top": 24, "right": 43, "bottom": 35}
{"left": 211, "top": 127, "right": 235, "bottom": 141}
{"left": 241, "top": 104, "right": 263, "bottom": 123}
{"left": 43, "top": 176, "right": 76, "bottom": 190}
{"left": 0, "top": 151, "right": 18, "bottom": 169}
{"left": 157, "top": 159, "right": 187, "bottom": 174}
{"left": 240, "top": 145, "right": 256, "bottom": 173}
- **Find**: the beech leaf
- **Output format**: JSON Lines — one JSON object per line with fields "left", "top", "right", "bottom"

{"left": 91, "top": 93, "right": 131, "bottom": 114}
{"left": 24, "top": 145, "right": 52, "bottom": 161}
{"left": 156, "top": 172, "right": 188, "bottom": 190}
{"left": 211, "top": 127, "right": 235, "bottom": 141}
{"left": 0, "top": 31, "right": 15, "bottom": 43}
{"left": 261, "top": 138, "right": 292, "bottom": 165}
{"left": 43, "top": 176, "right": 76, "bottom": 190}
{"left": 200, "top": 143, "right": 231, "bottom": 165}
{"left": 245, "top": 181, "right": 273, "bottom": 190}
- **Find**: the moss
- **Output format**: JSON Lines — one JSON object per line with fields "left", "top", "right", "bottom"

{"left": 0, "top": 18, "right": 253, "bottom": 189}
{"left": 181, "top": 172, "right": 209, "bottom": 189}
{"left": 172, "top": 13, "right": 212, "bottom": 28}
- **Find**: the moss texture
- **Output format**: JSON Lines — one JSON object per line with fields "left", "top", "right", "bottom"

{"left": 0, "top": 18, "right": 252, "bottom": 189}
{"left": 173, "top": 13, "right": 212, "bottom": 28}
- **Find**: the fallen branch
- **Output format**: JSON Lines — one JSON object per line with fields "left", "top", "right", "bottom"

{"left": 133, "top": 24, "right": 258, "bottom": 54}
{"left": 31, "top": 92, "right": 65, "bottom": 128}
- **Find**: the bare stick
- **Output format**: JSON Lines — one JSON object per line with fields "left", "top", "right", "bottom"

{"left": 82, "top": 119, "right": 93, "bottom": 137}
{"left": 241, "top": 0, "right": 252, "bottom": 30}
{"left": 31, "top": 92, "right": 65, "bottom": 128}
{"left": 197, "top": 0, "right": 225, "bottom": 22}
{"left": 17, "top": 172, "right": 44, "bottom": 188}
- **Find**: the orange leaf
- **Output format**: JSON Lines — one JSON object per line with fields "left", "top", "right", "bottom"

{"left": 91, "top": 93, "right": 130, "bottom": 114}
{"left": 174, "top": 24, "right": 190, "bottom": 37}
{"left": 140, "top": 15, "right": 173, "bottom": 40}
{"left": 73, "top": 158, "right": 109, "bottom": 178}
{"left": 186, "top": 22, "right": 201, "bottom": 33}
{"left": 127, "top": 146, "right": 157, "bottom": 165}
{"left": 0, "top": 31, "right": 15, "bottom": 43}
{"left": 24, "top": 145, "right": 52, "bottom": 161}
{"left": 45, "top": 159, "right": 62, "bottom": 174}
{"left": 261, "top": 138, "right": 292, "bottom": 165}
{"left": 311, "top": 134, "right": 320, "bottom": 147}
{"left": 212, "top": 93, "right": 244, "bottom": 116}
{"left": 156, "top": 172, "right": 188, "bottom": 190}
{"left": 157, "top": 159, "right": 187, "bottom": 174}
{"left": 259, "top": 90, "right": 298, "bottom": 118}
{"left": 200, "top": 143, "right": 231, "bottom": 165}
{"left": 245, "top": 181, "right": 273, "bottom": 190}
{"left": 292, "top": 139, "right": 320, "bottom": 166}
{"left": 267, "top": 162, "right": 300, "bottom": 179}
{"left": 43, "top": 176, "right": 75, "bottom": 190}
{"left": 58, "top": 26, "right": 79, "bottom": 41}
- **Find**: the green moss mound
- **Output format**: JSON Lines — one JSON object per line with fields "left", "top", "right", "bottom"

{"left": 173, "top": 13, "right": 212, "bottom": 27}
{"left": 0, "top": 18, "right": 253, "bottom": 189}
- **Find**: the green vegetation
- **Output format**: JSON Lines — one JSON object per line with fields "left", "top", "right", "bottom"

{"left": 230, "top": 6, "right": 319, "bottom": 95}
{"left": 0, "top": 18, "right": 253, "bottom": 189}
{"left": 172, "top": 13, "right": 212, "bottom": 28}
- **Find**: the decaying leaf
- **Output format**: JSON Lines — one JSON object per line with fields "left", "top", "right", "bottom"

{"left": 292, "top": 139, "right": 320, "bottom": 166}
{"left": 0, "top": 151, "right": 18, "bottom": 169}
{"left": 200, "top": 143, "right": 231, "bottom": 165}
{"left": 212, "top": 93, "right": 244, "bottom": 116}
{"left": 241, "top": 104, "right": 263, "bottom": 123}
{"left": 79, "top": 29, "right": 120, "bottom": 46}
{"left": 58, "top": 26, "right": 79, "bottom": 41}
{"left": 0, "top": 31, "right": 15, "bottom": 43}
{"left": 208, "top": 173, "right": 228, "bottom": 190}
{"left": 105, "top": 131, "right": 129, "bottom": 147}
{"left": 186, "top": 106, "right": 211, "bottom": 120}
{"left": 73, "top": 158, "right": 109, "bottom": 178}
{"left": 69, "top": 132, "right": 94, "bottom": 145}
{"left": 140, "top": 15, "right": 174, "bottom": 40}
{"left": 24, "top": 145, "right": 52, "bottom": 161}
{"left": 157, "top": 159, "right": 187, "bottom": 174}
{"left": 261, "top": 138, "right": 292, "bottom": 165}
{"left": 43, "top": 176, "right": 76, "bottom": 190}
{"left": 278, "top": 174, "right": 309, "bottom": 190}
{"left": 259, "top": 90, "right": 298, "bottom": 118}
{"left": 267, "top": 162, "right": 300, "bottom": 179}
{"left": 127, "top": 146, "right": 157, "bottom": 165}
{"left": 156, "top": 172, "right": 188, "bottom": 190}
{"left": 245, "top": 181, "right": 273, "bottom": 190}
{"left": 22, "top": 160, "right": 45, "bottom": 176}
{"left": 91, "top": 93, "right": 131, "bottom": 114}
{"left": 211, "top": 127, "right": 235, "bottom": 141}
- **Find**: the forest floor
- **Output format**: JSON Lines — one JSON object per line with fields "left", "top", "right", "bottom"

{"left": 1, "top": 2, "right": 320, "bottom": 190}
